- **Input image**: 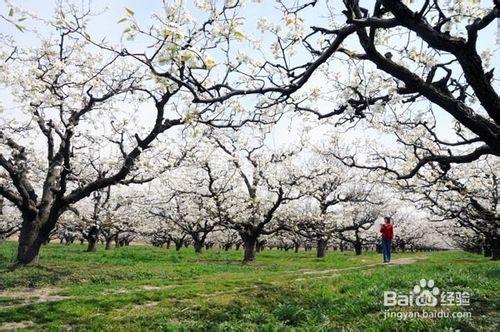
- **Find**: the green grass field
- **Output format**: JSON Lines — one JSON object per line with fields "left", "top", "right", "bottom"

{"left": 0, "top": 242, "right": 498, "bottom": 331}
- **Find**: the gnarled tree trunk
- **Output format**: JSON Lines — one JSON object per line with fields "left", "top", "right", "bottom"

{"left": 17, "top": 211, "right": 56, "bottom": 265}
{"left": 316, "top": 238, "right": 328, "bottom": 258}
{"left": 105, "top": 237, "right": 114, "bottom": 250}
{"left": 86, "top": 226, "right": 99, "bottom": 252}
{"left": 354, "top": 242, "right": 362, "bottom": 255}
{"left": 242, "top": 235, "right": 257, "bottom": 262}
{"left": 354, "top": 233, "right": 362, "bottom": 255}
{"left": 17, "top": 223, "right": 42, "bottom": 265}
{"left": 483, "top": 245, "right": 492, "bottom": 257}
{"left": 491, "top": 238, "right": 499, "bottom": 261}
{"left": 193, "top": 241, "right": 203, "bottom": 253}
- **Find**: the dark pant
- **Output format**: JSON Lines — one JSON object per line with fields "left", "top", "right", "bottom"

{"left": 382, "top": 238, "right": 392, "bottom": 262}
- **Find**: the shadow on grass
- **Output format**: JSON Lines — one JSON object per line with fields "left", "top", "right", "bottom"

{"left": 0, "top": 291, "right": 164, "bottom": 326}
{"left": 0, "top": 264, "right": 73, "bottom": 289}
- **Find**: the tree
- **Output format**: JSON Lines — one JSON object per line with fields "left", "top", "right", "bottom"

{"left": 269, "top": 228, "right": 309, "bottom": 252}
{"left": 212, "top": 229, "right": 241, "bottom": 251}
{"left": 54, "top": 214, "right": 81, "bottom": 245}
{"left": 390, "top": 210, "right": 442, "bottom": 252}
{"left": 151, "top": 143, "right": 235, "bottom": 253}
{"left": 100, "top": 208, "right": 138, "bottom": 250}
{"left": 0, "top": 2, "right": 263, "bottom": 264}
{"left": 68, "top": 183, "right": 147, "bottom": 251}
{"left": 335, "top": 204, "right": 381, "bottom": 255}
{"left": 84, "top": 188, "right": 111, "bottom": 252}
{"left": 435, "top": 224, "right": 484, "bottom": 254}
{"left": 0, "top": 5, "right": 185, "bottom": 263}
{"left": 208, "top": 130, "right": 305, "bottom": 262}
{"left": 145, "top": 215, "right": 188, "bottom": 251}
{"left": 151, "top": 196, "right": 217, "bottom": 253}
{"left": 291, "top": 148, "right": 379, "bottom": 257}
{"left": 402, "top": 157, "right": 499, "bottom": 259}
{"left": 149, "top": 0, "right": 499, "bottom": 177}
{"left": 119, "top": 0, "right": 500, "bottom": 258}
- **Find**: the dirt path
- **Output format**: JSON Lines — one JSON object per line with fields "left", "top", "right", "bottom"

{"left": 0, "top": 286, "right": 71, "bottom": 309}
{"left": 151, "top": 256, "right": 430, "bottom": 305}
{"left": 0, "top": 321, "right": 34, "bottom": 330}
{"left": 294, "top": 256, "right": 427, "bottom": 280}
{"left": 389, "top": 257, "right": 424, "bottom": 265}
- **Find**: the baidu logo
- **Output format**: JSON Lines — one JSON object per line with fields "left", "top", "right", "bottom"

{"left": 384, "top": 278, "right": 439, "bottom": 307}
{"left": 383, "top": 278, "right": 472, "bottom": 321}
{"left": 413, "top": 279, "right": 440, "bottom": 306}
{"left": 384, "top": 279, "right": 470, "bottom": 308}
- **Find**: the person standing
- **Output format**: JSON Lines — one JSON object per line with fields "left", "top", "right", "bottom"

{"left": 380, "top": 217, "right": 394, "bottom": 263}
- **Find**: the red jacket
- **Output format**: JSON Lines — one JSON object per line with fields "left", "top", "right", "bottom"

{"left": 380, "top": 224, "right": 394, "bottom": 239}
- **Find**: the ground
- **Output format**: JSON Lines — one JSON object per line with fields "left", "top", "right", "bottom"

{"left": 0, "top": 242, "right": 498, "bottom": 331}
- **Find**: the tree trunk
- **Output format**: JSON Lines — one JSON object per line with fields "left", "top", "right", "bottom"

{"left": 294, "top": 244, "right": 299, "bottom": 253}
{"left": 194, "top": 241, "right": 203, "bottom": 253}
{"left": 175, "top": 241, "right": 183, "bottom": 251}
{"left": 105, "top": 238, "right": 113, "bottom": 250}
{"left": 242, "top": 236, "right": 257, "bottom": 262}
{"left": 491, "top": 238, "right": 499, "bottom": 261}
{"left": 16, "top": 213, "right": 47, "bottom": 265}
{"left": 17, "top": 227, "right": 42, "bottom": 265}
{"left": 483, "top": 245, "right": 492, "bottom": 257}
{"left": 17, "top": 241, "right": 41, "bottom": 265}
{"left": 86, "top": 226, "right": 99, "bottom": 252}
{"left": 87, "top": 239, "right": 97, "bottom": 252}
{"left": 256, "top": 240, "right": 265, "bottom": 253}
{"left": 316, "top": 238, "right": 327, "bottom": 258}
{"left": 352, "top": 232, "right": 362, "bottom": 255}
{"left": 354, "top": 242, "right": 362, "bottom": 255}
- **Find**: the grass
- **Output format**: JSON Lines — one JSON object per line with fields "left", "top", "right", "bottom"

{"left": 0, "top": 241, "right": 498, "bottom": 331}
